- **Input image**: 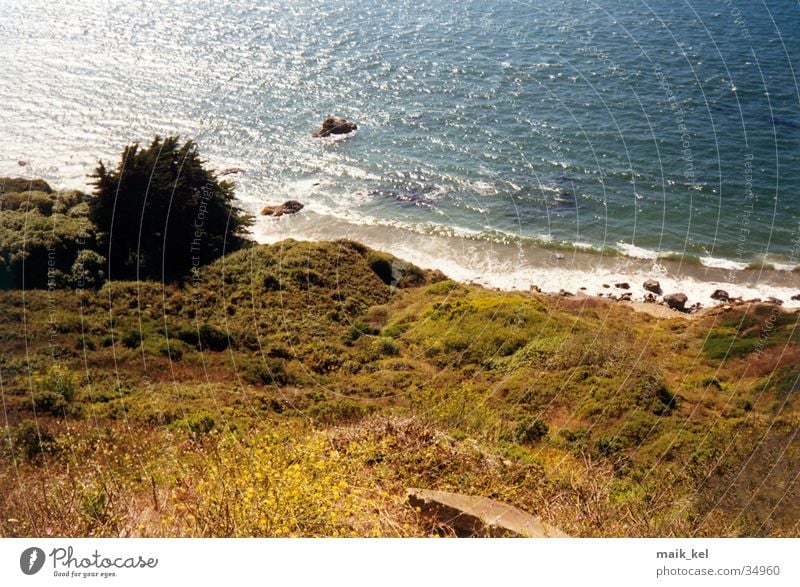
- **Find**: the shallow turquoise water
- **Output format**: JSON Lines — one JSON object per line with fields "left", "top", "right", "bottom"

{"left": 1, "top": 0, "right": 799, "bottom": 268}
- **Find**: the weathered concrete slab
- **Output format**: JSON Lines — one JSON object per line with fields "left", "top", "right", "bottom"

{"left": 407, "top": 488, "right": 568, "bottom": 538}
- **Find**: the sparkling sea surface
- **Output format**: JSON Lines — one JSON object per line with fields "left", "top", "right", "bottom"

{"left": 1, "top": 0, "right": 799, "bottom": 294}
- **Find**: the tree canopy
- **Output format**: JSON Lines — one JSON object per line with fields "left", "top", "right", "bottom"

{"left": 90, "top": 136, "right": 252, "bottom": 281}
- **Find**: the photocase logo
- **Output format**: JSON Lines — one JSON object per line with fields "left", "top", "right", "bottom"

{"left": 20, "top": 547, "right": 46, "bottom": 575}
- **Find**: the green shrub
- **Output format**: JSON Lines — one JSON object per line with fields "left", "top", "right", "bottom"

{"left": 241, "top": 359, "right": 288, "bottom": 386}
{"left": 74, "top": 335, "right": 96, "bottom": 351}
{"left": 0, "top": 190, "right": 56, "bottom": 214}
{"left": 700, "top": 377, "right": 724, "bottom": 390}
{"left": 80, "top": 485, "right": 110, "bottom": 527}
{"left": 381, "top": 323, "right": 408, "bottom": 338}
{"left": 596, "top": 435, "right": 625, "bottom": 457}
{"left": 177, "top": 324, "right": 231, "bottom": 351}
{"left": 262, "top": 273, "right": 281, "bottom": 291}
{"left": 31, "top": 364, "right": 77, "bottom": 414}
{"left": 0, "top": 177, "right": 53, "bottom": 194}
{"left": 635, "top": 373, "right": 678, "bottom": 415}
{"left": 12, "top": 419, "right": 56, "bottom": 460}
{"left": 171, "top": 412, "right": 216, "bottom": 439}
{"left": 289, "top": 267, "right": 324, "bottom": 287}
{"left": 0, "top": 196, "right": 95, "bottom": 289}
{"left": 121, "top": 330, "right": 143, "bottom": 349}
{"left": 308, "top": 399, "right": 373, "bottom": 424}
{"left": 159, "top": 341, "right": 183, "bottom": 361}
{"left": 510, "top": 417, "right": 549, "bottom": 444}
{"left": 618, "top": 411, "right": 659, "bottom": 446}
{"left": 306, "top": 345, "right": 344, "bottom": 374}
{"left": 67, "top": 249, "right": 106, "bottom": 289}
{"left": 343, "top": 320, "right": 379, "bottom": 343}
{"left": 371, "top": 337, "right": 400, "bottom": 357}
{"left": 425, "top": 279, "right": 460, "bottom": 295}
{"left": 198, "top": 324, "right": 230, "bottom": 352}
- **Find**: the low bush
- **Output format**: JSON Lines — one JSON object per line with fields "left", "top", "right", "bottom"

{"left": 508, "top": 417, "right": 549, "bottom": 444}
{"left": 171, "top": 412, "right": 216, "bottom": 439}
{"left": 31, "top": 364, "right": 77, "bottom": 415}
{"left": 12, "top": 420, "right": 56, "bottom": 460}
{"left": 308, "top": 399, "right": 374, "bottom": 424}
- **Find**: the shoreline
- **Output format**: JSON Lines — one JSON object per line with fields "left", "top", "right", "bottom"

{"left": 252, "top": 209, "right": 800, "bottom": 312}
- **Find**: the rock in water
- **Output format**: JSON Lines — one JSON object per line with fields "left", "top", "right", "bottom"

{"left": 643, "top": 279, "right": 662, "bottom": 294}
{"left": 313, "top": 116, "right": 358, "bottom": 137}
{"left": 218, "top": 167, "right": 245, "bottom": 176}
{"left": 406, "top": 488, "right": 568, "bottom": 537}
{"left": 261, "top": 200, "right": 305, "bottom": 217}
{"left": 710, "top": 289, "right": 730, "bottom": 302}
{"left": 664, "top": 292, "right": 688, "bottom": 311}
{"left": 614, "top": 282, "right": 630, "bottom": 290}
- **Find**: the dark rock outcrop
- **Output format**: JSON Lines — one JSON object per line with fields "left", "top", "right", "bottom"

{"left": 664, "top": 292, "right": 688, "bottom": 311}
{"left": 261, "top": 200, "right": 305, "bottom": 217}
{"left": 407, "top": 488, "right": 568, "bottom": 538}
{"left": 313, "top": 116, "right": 358, "bottom": 138}
{"left": 710, "top": 289, "right": 730, "bottom": 302}
{"left": 767, "top": 296, "right": 784, "bottom": 306}
{"left": 615, "top": 282, "right": 630, "bottom": 290}
{"left": 643, "top": 279, "right": 661, "bottom": 294}
{"left": 792, "top": 294, "right": 800, "bottom": 301}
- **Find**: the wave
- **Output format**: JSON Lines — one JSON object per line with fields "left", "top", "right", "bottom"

{"left": 259, "top": 193, "right": 799, "bottom": 275}
{"left": 251, "top": 210, "right": 800, "bottom": 308}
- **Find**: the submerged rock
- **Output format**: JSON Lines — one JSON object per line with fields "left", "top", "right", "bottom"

{"left": 312, "top": 116, "right": 358, "bottom": 138}
{"left": 261, "top": 200, "right": 304, "bottom": 217}
{"left": 664, "top": 292, "right": 688, "bottom": 311}
{"left": 643, "top": 279, "right": 661, "bottom": 294}
{"left": 218, "top": 167, "right": 245, "bottom": 176}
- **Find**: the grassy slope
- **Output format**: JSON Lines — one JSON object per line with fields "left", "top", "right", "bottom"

{"left": 1, "top": 239, "right": 799, "bottom": 537}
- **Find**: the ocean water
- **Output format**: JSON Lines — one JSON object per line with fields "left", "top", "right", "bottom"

{"left": 1, "top": 0, "right": 799, "bottom": 303}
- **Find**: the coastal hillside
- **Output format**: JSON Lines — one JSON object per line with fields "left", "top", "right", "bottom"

{"left": 1, "top": 234, "right": 798, "bottom": 537}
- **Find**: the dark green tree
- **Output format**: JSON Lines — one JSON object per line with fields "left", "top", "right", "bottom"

{"left": 90, "top": 136, "right": 252, "bottom": 281}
